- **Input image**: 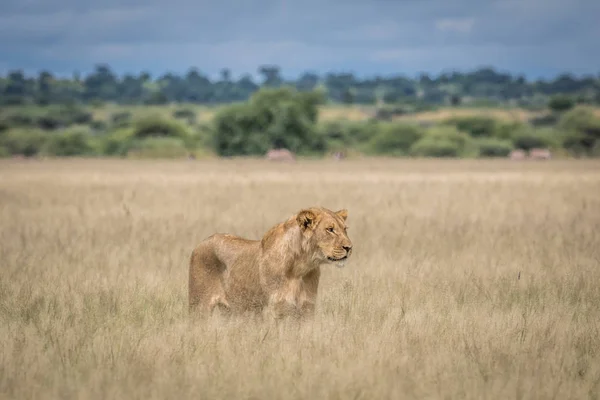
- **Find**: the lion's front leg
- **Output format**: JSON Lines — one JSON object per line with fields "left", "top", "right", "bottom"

{"left": 261, "top": 266, "right": 321, "bottom": 321}
{"left": 268, "top": 298, "right": 298, "bottom": 320}
{"left": 266, "top": 287, "right": 316, "bottom": 321}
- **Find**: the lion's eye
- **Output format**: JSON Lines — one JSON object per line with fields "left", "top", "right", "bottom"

{"left": 326, "top": 227, "right": 335, "bottom": 233}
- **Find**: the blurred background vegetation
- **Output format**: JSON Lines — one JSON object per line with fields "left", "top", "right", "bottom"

{"left": 1, "top": 64, "right": 600, "bottom": 159}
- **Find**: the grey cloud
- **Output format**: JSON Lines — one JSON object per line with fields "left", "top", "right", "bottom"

{"left": 0, "top": 0, "right": 598, "bottom": 77}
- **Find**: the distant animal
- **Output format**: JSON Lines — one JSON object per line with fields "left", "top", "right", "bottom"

{"left": 529, "top": 148, "right": 552, "bottom": 160}
{"left": 188, "top": 207, "right": 353, "bottom": 320}
{"left": 332, "top": 151, "right": 346, "bottom": 161}
{"left": 266, "top": 148, "right": 296, "bottom": 163}
{"left": 509, "top": 149, "right": 526, "bottom": 160}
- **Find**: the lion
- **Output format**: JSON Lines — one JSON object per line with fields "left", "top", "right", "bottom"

{"left": 188, "top": 206, "right": 353, "bottom": 320}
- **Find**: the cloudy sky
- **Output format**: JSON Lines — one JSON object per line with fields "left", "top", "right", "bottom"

{"left": 0, "top": 0, "right": 598, "bottom": 80}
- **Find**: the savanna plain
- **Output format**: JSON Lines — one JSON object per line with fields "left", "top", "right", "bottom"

{"left": 1, "top": 157, "right": 600, "bottom": 400}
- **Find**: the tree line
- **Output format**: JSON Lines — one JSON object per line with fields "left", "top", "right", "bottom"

{"left": 2, "top": 64, "right": 600, "bottom": 107}
{"left": 2, "top": 86, "right": 599, "bottom": 159}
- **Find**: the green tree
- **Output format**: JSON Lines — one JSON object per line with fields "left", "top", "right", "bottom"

{"left": 548, "top": 95, "right": 575, "bottom": 112}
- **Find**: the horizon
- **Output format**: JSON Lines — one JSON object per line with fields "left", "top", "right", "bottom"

{"left": 2, "top": 64, "right": 598, "bottom": 83}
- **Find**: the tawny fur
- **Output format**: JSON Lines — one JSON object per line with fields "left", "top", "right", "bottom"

{"left": 188, "top": 207, "right": 353, "bottom": 320}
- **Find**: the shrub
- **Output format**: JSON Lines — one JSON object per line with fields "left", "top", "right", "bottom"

{"left": 345, "top": 121, "right": 376, "bottom": 144}
{"left": 529, "top": 113, "right": 559, "bottom": 127}
{"left": 126, "top": 137, "right": 190, "bottom": 159}
{"left": 2, "top": 105, "right": 93, "bottom": 131}
{"left": 172, "top": 108, "right": 197, "bottom": 124}
{"left": 212, "top": 87, "right": 325, "bottom": 156}
{"left": 36, "top": 114, "right": 62, "bottom": 130}
{"left": 318, "top": 121, "right": 350, "bottom": 152}
{"left": 43, "top": 127, "right": 94, "bottom": 156}
{"left": 443, "top": 115, "right": 499, "bottom": 137}
{"left": 475, "top": 138, "right": 514, "bottom": 157}
{"left": 131, "top": 116, "right": 191, "bottom": 143}
{"left": 548, "top": 95, "right": 575, "bottom": 113}
{"left": 511, "top": 128, "right": 558, "bottom": 151}
{"left": 494, "top": 121, "right": 527, "bottom": 140}
{"left": 409, "top": 126, "right": 475, "bottom": 158}
{"left": 43, "top": 105, "right": 93, "bottom": 128}
{"left": 425, "top": 126, "right": 476, "bottom": 151}
{"left": 560, "top": 107, "right": 600, "bottom": 156}
{"left": 367, "top": 123, "right": 424, "bottom": 156}
{"left": 89, "top": 120, "right": 108, "bottom": 132}
{"left": 111, "top": 111, "right": 132, "bottom": 127}
{"left": 0, "top": 129, "right": 47, "bottom": 157}
{"left": 559, "top": 106, "right": 600, "bottom": 139}
{"left": 317, "top": 120, "right": 376, "bottom": 151}
{"left": 3, "top": 108, "right": 39, "bottom": 127}
{"left": 0, "top": 118, "right": 9, "bottom": 133}
{"left": 372, "top": 106, "right": 412, "bottom": 121}
{"left": 409, "top": 138, "right": 460, "bottom": 157}
{"left": 101, "top": 128, "right": 135, "bottom": 156}
{"left": 562, "top": 131, "right": 596, "bottom": 157}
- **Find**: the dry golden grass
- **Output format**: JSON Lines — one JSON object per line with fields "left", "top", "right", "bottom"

{"left": 1, "top": 158, "right": 600, "bottom": 400}
{"left": 395, "top": 107, "right": 542, "bottom": 123}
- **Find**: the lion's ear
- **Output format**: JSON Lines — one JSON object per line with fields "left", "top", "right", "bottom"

{"left": 335, "top": 209, "right": 348, "bottom": 221}
{"left": 296, "top": 209, "right": 317, "bottom": 231}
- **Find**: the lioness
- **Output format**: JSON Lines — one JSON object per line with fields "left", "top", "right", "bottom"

{"left": 188, "top": 206, "right": 353, "bottom": 319}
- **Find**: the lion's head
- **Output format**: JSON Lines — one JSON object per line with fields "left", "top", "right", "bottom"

{"left": 296, "top": 207, "right": 353, "bottom": 268}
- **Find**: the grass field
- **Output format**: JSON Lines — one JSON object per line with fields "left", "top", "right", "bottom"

{"left": 1, "top": 158, "right": 600, "bottom": 399}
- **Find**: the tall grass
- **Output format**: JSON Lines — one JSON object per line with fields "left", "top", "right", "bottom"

{"left": 1, "top": 158, "right": 599, "bottom": 399}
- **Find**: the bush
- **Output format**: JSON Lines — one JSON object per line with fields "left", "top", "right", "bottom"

{"left": 409, "top": 126, "right": 475, "bottom": 158}
{"left": 89, "top": 120, "right": 108, "bottom": 132}
{"left": 316, "top": 120, "right": 373, "bottom": 152}
{"left": 345, "top": 121, "right": 377, "bottom": 144}
{"left": 559, "top": 107, "right": 600, "bottom": 156}
{"left": 318, "top": 121, "right": 350, "bottom": 151}
{"left": 443, "top": 115, "right": 499, "bottom": 137}
{"left": 172, "top": 108, "right": 197, "bottom": 124}
{"left": 0, "top": 118, "right": 9, "bottom": 133}
{"left": 548, "top": 95, "right": 575, "bottom": 113}
{"left": 3, "top": 108, "right": 39, "bottom": 127}
{"left": 475, "top": 138, "right": 514, "bottom": 157}
{"left": 126, "top": 137, "right": 190, "bottom": 159}
{"left": 367, "top": 123, "right": 424, "bottom": 156}
{"left": 40, "top": 105, "right": 93, "bottom": 129}
{"left": 562, "top": 131, "right": 596, "bottom": 157}
{"left": 43, "top": 127, "right": 94, "bottom": 156}
{"left": 111, "top": 111, "right": 132, "bottom": 127}
{"left": 372, "top": 106, "right": 413, "bottom": 121}
{"left": 131, "top": 116, "right": 191, "bottom": 143}
{"left": 101, "top": 128, "right": 134, "bottom": 157}
{"left": 511, "top": 128, "right": 558, "bottom": 151}
{"left": 426, "top": 126, "right": 476, "bottom": 151}
{"left": 212, "top": 87, "right": 325, "bottom": 156}
{"left": 0, "top": 129, "right": 47, "bottom": 157}
{"left": 494, "top": 121, "right": 527, "bottom": 140}
{"left": 1, "top": 105, "right": 92, "bottom": 131}
{"left": 409, "top": 138, "right": 460, "bottom": 157}
{"left": 529, "top": 113, "right": 560, "bottom": 127}
{"left": 213, "top": 103, "right": 270, "bottom": 156}
{"left": 559, "top": 106, "right": 600, "bottom": 139}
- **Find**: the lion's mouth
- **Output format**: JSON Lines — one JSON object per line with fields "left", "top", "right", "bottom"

{"left": 327, "top": 255, "right": 348, "bottom": 262}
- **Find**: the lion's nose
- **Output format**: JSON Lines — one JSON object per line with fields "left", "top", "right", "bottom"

{"left": 343, "top": 245, "right": 352, "bottom": 253}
